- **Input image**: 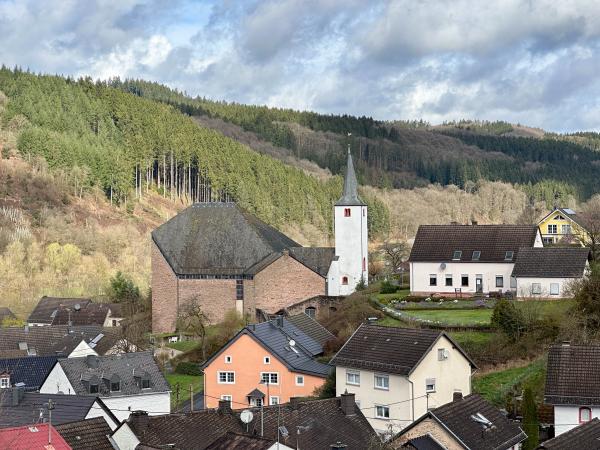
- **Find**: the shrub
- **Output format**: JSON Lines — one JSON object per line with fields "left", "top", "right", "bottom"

{"left": 314, "top": 369, "right": 336, "bottom": 399}
{"left": 522, "top": 386, "right": 539, "bottom": 450}
{"left": 175, "top": 361, "right": 201, "bottom": 376}
{"left": 491, "top": 299, "right": 525, "bottom": 340}
{"left": 380, "top": 279, "right": 398, "bottom": 294}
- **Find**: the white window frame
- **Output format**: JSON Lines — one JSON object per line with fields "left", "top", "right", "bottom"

{"left": 374, "top": 373, "right": 389, "bottom": 391}
{"left": 495, "top": 275, "right": 504, "bottom": 288}
{"left": 346, "top": 370, "right": 360, "bottom": 386}
{"left": 221, "top": 394, "right": 232, "bottom": 404}
{"left": 264, "top": 356, "right": 271, "bottom": 364}
{"left": 438, "top": 348, "right": 448, "bottom": 361}
{"left": 225, "top": 355, "right": 232, "bottom": 364}
{"left": 548, "top": 224, "right": 557, "bottom": 234}
{"left": 472, "top": 251, "right": 481, "bottom": 261}
{"left": 562, "top": 224, "right": 572, "bottom": 234}
{"left": 531, "top": 283, "right": 542, "bottom": 295}
{"left": 550, "top": 283, "right": 560, "bottom": 295}
{"left": 217, "top": 371, "right": 235, "bottom": 384}
{"left": 260, "top": 372, "right": 279, "bottom": 385}
{"left": 445, "top": 274, "right": 453, "bottom": 286}
{"left": 452, "top": 250, "right": 462, "bottom": 260}
{"left": 269, "top": 396, "right": 279, "bottom": 405}
{"left": 0, "top": 377, "right": 9, "bottom": 388}
{"left": 295, "top": 375, "right": 304, "bottom": 386}
{"left": 429, "top": 274, "right": 437, "bottom": 286}
{"left": 375, "top": 405, "right": 390, "bottom": 419}
{"left": 461, "top": 274, "right": 469, "bottom": 287}
{"left": 426, "top": 378, "right": 436, "bottom": 393}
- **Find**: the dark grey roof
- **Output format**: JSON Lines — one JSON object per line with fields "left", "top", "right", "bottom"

{"left": 202, "top": 317, "right": 331, "bottom": 378}
{"left": 246, "top": 388, "right": 265, "bottom": 399}
{"left": 335, "top": 149, "right": 365, "bottom": 206}
{"left": 0, "top": 325, "right": 120, "bottom": 358}
{"left": 288, "top": 247, "right": 335, "bottom": 277}
{"left": 0, "top": 356, "right": 58, "bottom": 390}
{"left": 409, "top": 225, "right": 539, "bottom": 263}
{"left": 396, "top": 394, "right": 526, "bottom": 450}
{"left": 152, "top": 203, "right": 300, "bottom": 276}
{"left": 28, "top": 297, "right": 92, "bottom": 325}
{"left": 403, "top": 434, "right": 445, "bottom": 450}
{"left": 538, "top": 418, "right": 600, "bottom": 449}
{"left": 0, "top": 391, "right": 118, "bottom": 428}
{"left": 545, "top": 344, "right": 600, "bottom": 405}
{"left": 0, "top": 307, "right": 16, "bottom": 323}
{"left": 286, "top": 313, "right": 334, "bottom": 347}
{"left": 55, "top": 417, "right": 114, "bottom": 450}
{"left": 205, "top": 432, "right": 275, "bottom": 450}
{"left": 57, "top": 351, "right": 170, "bottom": 397}
{"left": 512, "top": 247, "right": 589, "bottom": 278}
{"left": 330, "top": 324, "right": 476, "bottom": 376}
{"left": 51, "top": 303, "right": 112, "bottom": 326}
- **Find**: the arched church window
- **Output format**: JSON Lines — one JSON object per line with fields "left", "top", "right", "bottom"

{"left": 344, "top": 208, "right": 351, "bottom": 217}
{"left": 342, "top": 276, "right": 349, "bottom": 285}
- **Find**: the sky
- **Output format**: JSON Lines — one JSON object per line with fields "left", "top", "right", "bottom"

{"left": 1, "top": 0, "right": 600, "bottom": 132}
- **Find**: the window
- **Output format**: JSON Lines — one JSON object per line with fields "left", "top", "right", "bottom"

{"left": 562, "top": 224, "right": 572, "bottom": 234}
{"left": 472, "top": 251, "right": 481, "bottom": 261}
{"left": 548, "top": 224, "right": 557, "bottom": 234}
{"left": 543, "top": 237, "right": 553, "bottom": 244}
{"left": 429, "top": 274, "right": 437, "bottom": 286}
{"left": 346, "top": 370, "right": 360, "bottom": 386}
{"left": 296, "top": 375, "right": 304, "bottom": 386}
{"left": 555, "top": 215, "right": 565, "bottom": 220}
{"left": 270, "top": 396, "right": 279, "bottom": 405}
{"left": 374, "top": 374, "right": 389, "bottom": 390}
{"left": 510, "top": 277, "right": 517, "bottom": 289}
{"left": 0, "top": 377, "right": 9, "bottom": 388}
{"left": 495, "top": 276, "right": 504, "bottom": 288}
{"left": 250, "top": 397, "right": 263, "bottom": 407}
{"left": 504, "top": 251, "right": 514, "bottom": 261}
{"left": 236, "top": 279, "right": 244, "bottom": 300}
{"left": 344, "top": 208, "right": 351, "bottom": 217}
{"left": 111, "top": 381, "right": 120, "bottom": 392}
{"left": 426, "top": 378, "right": 436, "bottom": 393}
{"left": 375, "top": 405, "right": 390, "bottom": 419}
{"left": 452, "top": 250, "right": 462, "bottom": 260}
{"left": 112, "top": 320, "right": 117, "bottom": 326}
{"left": 90, "top": 383, "right": 99, "bottom": 394}
{"left": 445, "top": 274, "right": 453, "bottom": 287}
{"left": 260, "top": 372, "right": 279, "bottom": 385}
{"left": 342, "top": 276, "right": 348, "bottom": 285}
{"left": 305, "top": 307, "right": 316, "bottom": 319}
{"left": 264, "top": 356, "right": 271, "bottom": 364}
{"left": 218, "top": 371, "right": 235, "bottom": 384}
{"left": 141, "top": 378, "right": 150, "bottom": 389}
{"left": 438, "top": 348, "right": 448, "bottom": 361}
{"left": 225, "top": 355, "right": 232, "bottom": 363}
{"left": 461, "top": 275, "right": 469, "bottom": 287}
{"left": 550, "top": 283, "right": 560, "bottom": 295}
{"left": 362, "top": 257, "right": 366, "bottom": 272}
{"left": 580, "top": 407, "right": 592, "bottom": 423}
{"left": 532, "top": 283, "right": 542, "bottom": 295}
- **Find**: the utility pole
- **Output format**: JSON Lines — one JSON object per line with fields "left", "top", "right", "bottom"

{"left": 189, "top": 384, "right": 194, "bottom": 412}
{"left": 46, "top": 399, "right": 55, "bottom": 445}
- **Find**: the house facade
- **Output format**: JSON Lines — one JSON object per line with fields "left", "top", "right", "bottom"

{"left": 544, "top": 343, "right": 600, "bottom": 436}
{"left": 39, "top": 351, "right": 171, "bottom": 421}
{"left": 408, "top": 224, "right": 542, "bottom": 296}
{"left": 512, "top": 247, "right": 589, "bottom": 298}
{"left": 537, "top": 418, "right": 600, "bottom": 449}
{"left": 201, "top": 316, "right": 331, "bottom": 409}
{"left": 330, "top": 324, "right": 476, "bottom": 435}
{"left": 538, "top": 207, "right": 586, "bottom": 245}
{"left": 151, "top": 149, "right": 368, "bottom": 332}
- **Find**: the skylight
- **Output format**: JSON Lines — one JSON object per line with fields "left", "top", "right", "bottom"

{"left": 453, "top": 250, "right": 462, "bottom": 260}
{"left": 472, "top": 251, "right": 481, "bottom": 261}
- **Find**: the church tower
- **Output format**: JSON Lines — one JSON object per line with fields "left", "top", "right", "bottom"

{"left": 329, "top": 148, "right": 368, "bottom": 296}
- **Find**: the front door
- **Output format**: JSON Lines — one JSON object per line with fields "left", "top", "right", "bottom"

{"left": 476, "top": 275, "right": 483, "bottom": 293}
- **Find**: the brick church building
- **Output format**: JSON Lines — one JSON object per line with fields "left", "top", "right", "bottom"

{"left": 151, "top": 150, "right": 368, "bottom": 333}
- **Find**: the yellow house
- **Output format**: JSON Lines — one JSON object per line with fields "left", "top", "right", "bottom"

{"left": 538, "top": 207, "right": 587, "bottom": 245}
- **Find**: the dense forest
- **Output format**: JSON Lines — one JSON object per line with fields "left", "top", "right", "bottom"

{"left": 111, "top": 79, "right": 600, "bottom": 204}
{"left": 0, "top": 68, "right": 390, "bottom": 237}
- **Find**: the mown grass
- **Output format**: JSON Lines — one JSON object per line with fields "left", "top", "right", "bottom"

{"left": 399, "top": 309, "right": 493, "bottom": 326}
{"left": 448, "top": 330, "right": 494, "bottom": 346}
{"left": 165, "top": 341, "right": 200, "bottom": 352}
{"left": 376, "top": 289, "right": 410, "bottom": 304}
{"left": 472, "top": 358, "right": 546, "bottom": 406}
{"left": 165, "top": 373, "right": 204, "bottom": 408}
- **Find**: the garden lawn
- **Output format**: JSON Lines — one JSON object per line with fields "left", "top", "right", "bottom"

{"left": 398, "top": 309, "right": 492, "bottom": 326}
{"left": 448, "top": 331, "right": 494, "bottom": 346}
{"left": 165, "top": 373, "right": 204, "bottom": 408}
{"left": 166, "top": 341, "right": 200, "bottom": 352}
{"left": 472, "top": 358, "right": 546, "bottom": 406}
{"left": 377, "top": 289, "right": 410, "bottom": 304}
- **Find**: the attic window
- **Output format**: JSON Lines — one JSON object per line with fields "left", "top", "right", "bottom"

{"left": 580, "top": 407, "right": 592, "bottom": 423}
{"left": 504, "top": 251, "right": 514, "bottom": 261}
{"left": 472, "top": 251, "right": 481, "bottom": 261}
{"left": 555, "top": 215, "right": 565, "bottom": 220}
{"left": 342, "top": 276, "right": 348, "bottom": 285}
{"left": 0, "top": 375, "right": 9, "bottom": 389}
{"left": 111, "top": 381, "right": 120, "bottom": 392}
{"left": 90, "top": 382, "right": 99, "bottom": 394}
{"left": 141, "top": 378, "right": 150, "bottom": 389}
{"left": 344, "top": 208, "right": 351, "bottom": 217}
{"left": 452, "top": 251, "right": 462, "bottom": 260}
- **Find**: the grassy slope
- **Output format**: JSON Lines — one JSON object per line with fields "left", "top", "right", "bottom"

{"left": 165, "top": 373, "right": 204, "bottom": 408}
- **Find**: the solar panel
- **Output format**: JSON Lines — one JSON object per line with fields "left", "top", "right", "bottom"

{"left": 90, "top": 333, "right": 104, "bottom": 345}
{"left": 564, "top": 208, "right": 576, "bottom": 215}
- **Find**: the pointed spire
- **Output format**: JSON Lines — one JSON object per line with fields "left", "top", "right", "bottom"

{"left": 336, "top": 144, "right": 365, "bottom": 206}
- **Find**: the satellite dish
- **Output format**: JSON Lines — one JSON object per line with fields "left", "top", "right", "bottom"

{"left": 440, "top": 263, "right": 446, "bottom": 270}
{"left": 289, "top": 340, "right": 296, "bottom": 347}
{"left": 74, "top": 304, "right": 81, "bottom": 311}
{"left": 240, "top": 409, "right": 254, "bottom": 424}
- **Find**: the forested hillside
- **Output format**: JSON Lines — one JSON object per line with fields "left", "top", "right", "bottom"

{"left": 112, "top": 79, "right": 600, "bottom": 204}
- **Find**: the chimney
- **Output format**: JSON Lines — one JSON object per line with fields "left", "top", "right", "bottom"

{"left": 453, "top": 391, "right": 463, "bottom": 402}
{"left": 330, "top": 442, "right": 347, "bottom": 449}
{"left": 129, "top": 410, "right": 149, "bottom": 433}
{"left": 275, "top": 315, "right": 284, "bottom": 328}
{"left": 289, "top": 397, "right": 301, "bottom": 410}
{"left": 86, "top": 355, "right": 99, "bottom": 368}
{"left": 471, "top": 219, "right": 478, "bottom": 226}
{"left": 340, "top": 391, "right": 355, "bottom": 416}
{"left": 11, "top": 387, "right": 24, "bottom": 406}
{"left": 450, "top": 221, "right": 458, "bottom": 225}
{"left": 218, "top": 399, "right": 232, "bottom": 415}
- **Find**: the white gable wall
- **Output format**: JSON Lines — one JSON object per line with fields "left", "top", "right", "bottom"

{"left": 85, "top": 399, "right": 119, "bottom": 430}
{"left": 101, "top": 391, "right": 171, "bottom": 421}
{"left": 333, "top": 205, "right": 368, "bottom": 296}
{"left": 515, "top": 277, "right": 578, "bottom": 298}
{"left": 110, "top": 422, "right": 140, "bottom": 450}
{"left": 40, "top": 363, "right": 75, "bottom": 395}
{"left": 68, "top": 340, "right": 98, "bottom": 358}
{"left": 554, "top": 405, "right": 600, "bottom": 436}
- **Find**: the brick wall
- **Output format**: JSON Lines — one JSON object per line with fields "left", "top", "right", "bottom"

{"left": 390, "top": 417, "right": 461, "bottom": 449}
{"left": 151, "top": 242, "right": 178, "bottom": 334}
{"left": 254, "top": 253, "right": 326, "bottom": 314}
{"left": 179, "top": 278, "right": 242, "bottom": 324}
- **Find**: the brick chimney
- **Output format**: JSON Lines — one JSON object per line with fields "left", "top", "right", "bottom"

{"left": 129, "top": 410, "right": 150, "bottom": 433}
{"left": 11, "top": 387, "right": 24, "bottom": 406}
{"left": 453, "top": 391, "right": 463, "bottom": 402}
{"left": 340, "top": 391, "right": 355, "bottom": 416}
{"left": 218, "top": 399, "right": 232, "bottom": 415}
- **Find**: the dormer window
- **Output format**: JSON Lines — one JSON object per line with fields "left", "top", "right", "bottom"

{"left": 110, "top": 374, "right": 121, "bottom": 392}
{"left": 0, "top": 373, "right": 10, "bottom": 389}
{"left": 504, "top": 251, "right": 514, "bottom": 261}
{"left": 472, "top": 251, "right": 480, "bottom": 261}
{"left": 90, "top": 382, "right": 99, "bottom": 394}
{"left": 344, "top": 208, "right": 351, "bottom": 217}
{"left": 452, "top": 251, "right": 462, "bottom": 260}
{"left": 141, "top": 378, "right": 150, "bottom": 389}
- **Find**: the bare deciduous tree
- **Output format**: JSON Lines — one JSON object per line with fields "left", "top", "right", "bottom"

{"left": 577, "top": 195, "right": 600, "bottom": 260}
{"left": 381, "top": 238, "right": 409, "bottom": 273}
{"left": 177, "top": 297, "right": 209, "bottom": 360}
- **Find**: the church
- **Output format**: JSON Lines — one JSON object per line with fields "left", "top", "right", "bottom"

{"left": 151, "top": 150, "right": 368, "bottom": 333}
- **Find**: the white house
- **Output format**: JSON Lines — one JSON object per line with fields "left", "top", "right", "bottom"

{"left": 40, "top": 351, "right": 171, "bottom": 421}
{"left": 408, "top": 224, "right": 542, "bottom": 296}
{"left": 327, "top": 148, "right": 369, "bottom": 296}
{"left": 544, "top": 343, "right": 600, "bottom": 436}
{"left": 330, "top": 324, "right": 476, "bottom": 435}
{"left": 512, "top": 247, "right": 590, "bottom": 298}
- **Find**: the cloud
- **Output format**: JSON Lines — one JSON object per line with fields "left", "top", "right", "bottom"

{"left": 1, "top": 0, "right": 600, "bottom": 131}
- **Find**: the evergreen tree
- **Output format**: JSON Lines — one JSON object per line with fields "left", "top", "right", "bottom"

{"left": 522, "top": 386, "right": 539, "bottom": 450}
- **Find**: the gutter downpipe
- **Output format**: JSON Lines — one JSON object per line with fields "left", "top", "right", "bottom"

{"left": 408, "top": 379, "right": 415, "bottom": 423}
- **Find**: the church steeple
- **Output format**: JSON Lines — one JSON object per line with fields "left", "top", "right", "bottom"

{"left": 336, "top": 147, "right": 365, "bottom": 206}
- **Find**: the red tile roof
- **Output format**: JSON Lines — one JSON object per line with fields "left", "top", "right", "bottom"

{"left": 0, "top": 424, "right": 71, "bottom": 449}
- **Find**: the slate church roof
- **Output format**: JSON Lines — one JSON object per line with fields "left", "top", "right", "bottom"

{"left": 152, "top": 202, "right": 334, "bottom": 277}
{"left": 545, "top": 344, "right": 600, "bottom": 405}
{"left": 511, "top": 247, "right": 589, "bottom": 278}
{"left": 409, "top": 224, "right": 539, "bottom": 263}
{"left": 335, "top": 148, "right": 365, "bottom": 206}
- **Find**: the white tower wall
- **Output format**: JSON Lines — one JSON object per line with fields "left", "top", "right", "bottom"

{"left": 334, "top": 205, "right": 368, "bottom": 295}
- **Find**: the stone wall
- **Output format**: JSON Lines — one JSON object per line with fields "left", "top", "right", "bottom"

{"left": 390, "top": 418, "right": 461, "bottom": 449}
